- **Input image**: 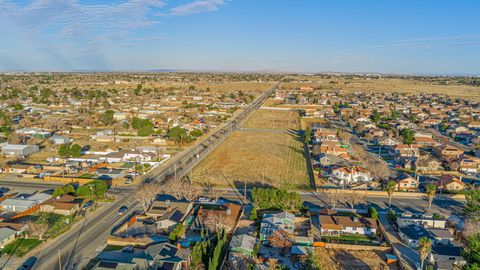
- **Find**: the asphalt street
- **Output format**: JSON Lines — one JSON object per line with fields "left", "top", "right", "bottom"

{"left": 0, "top": 86, "right": 467, "bottom": 270}
{"left": 7, "top": 86, "right": 278, "bottom": 270}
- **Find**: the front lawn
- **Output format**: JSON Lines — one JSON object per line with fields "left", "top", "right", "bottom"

{"left": 0, "top": 238, "right": 43, "bottom": 257}
{"left": 35, "top": 213, "right": 76, "bottom": 239}
{"left": 78, "top": 173, "right": 96, "bottom": 179}
{"left": 321, "top": 234, "right": 377, "bottom": 244}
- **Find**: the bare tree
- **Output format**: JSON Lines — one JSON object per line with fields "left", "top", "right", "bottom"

{"left": 200, "top": 181, "right": 224, "bottom": 200}
{"left": 163, "top": 176, "right": 184, "bottom": 200}
{"left": 321, "top": 189, "right": 346, "bottom": 209}
{"left": 201, "top": 211, "right": 231, "bottom": 232}
{"left": 182, "top": 182, "right": 201, "bottom": 201}
{"left": 463, "top": 218, "right": 480, "bottom": 238}
{"left": 136, "top": 182, "right": 162, "bottom": 212}
{"left": 344, "top": 191, "right": 367, "bottom": 209}
{"left": 8, "top": 133, "right": 23, "bottom": 144}
{"left": 351, "top": 144, "right": 390, "bottom": 180}
{"left": 26, "top": 220, "right": 49, "bottom": 240}
{"left": 268, "top": 230, "right": 294, "bottom": 249}
{"left": 163, "top": 176, "right": 201, "bottom": 201}
{"left": 338, "top": 131, "right": 352, "bottom": 144}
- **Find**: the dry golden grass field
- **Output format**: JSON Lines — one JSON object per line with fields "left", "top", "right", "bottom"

{"left": 281, "top": 77, "right": 480, "bottom": 101}
{"left": 242, "top": 109, "right": 300, "bottom": 130}
{"left": 192, "top": 130, "right": 310, "bottom": 190}
{"left": 315, "top": 248, "right": 400, "bottom": 270}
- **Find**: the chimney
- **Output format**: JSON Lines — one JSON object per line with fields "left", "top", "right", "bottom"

{"left": 226, "top": 207, "right": 231, "bottom": 215}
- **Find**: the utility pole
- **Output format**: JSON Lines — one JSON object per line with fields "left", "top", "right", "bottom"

{"left": 244, "top": 180, "right": 247, "bottom": 204}
{"left": 58, "top": 249, "right": 62, "bottom": 270}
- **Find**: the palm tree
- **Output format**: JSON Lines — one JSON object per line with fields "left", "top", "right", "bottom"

{"left": 418, "top": 237, "right": 432, "bottom": 270}
{"left": 425, "top": 184, "right": 437, "bottom": 212}
{"left": 385, "top": 180, "right": 397, "bottom": 208}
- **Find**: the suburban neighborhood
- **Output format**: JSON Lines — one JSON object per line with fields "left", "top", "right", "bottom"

{"left": 0, "top": 73, "right": 477, "bottom": 270}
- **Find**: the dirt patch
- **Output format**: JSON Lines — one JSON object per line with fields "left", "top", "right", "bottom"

{"left": 192, "top": 131, "right": 310, "bottom": 189}
{"left": 242, "top": 109, "right": 299, "bottom": 130}
{"left": 280, "top": 77, "right": 480, "bottom": 101}
{"left": 316, "top": 248, "right": 400, "bottom": 270}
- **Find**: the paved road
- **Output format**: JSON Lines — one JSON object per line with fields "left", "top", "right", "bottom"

{"left": 0, "top": 180, "right": 63, "bottom": 189}
{"left": 20, "top": 85, "right": 278, "bottom": 270}
{"left": 217, "top": 188, "right": 463, "bottom": 215}
{"left": 144, "top": 85, "right": 277, "bottom": 184}
{"left": 30, "top": 193, "right": 139, "bottom": 270}
{"left": 1, "top": 181, "right": 460, "bottom": 270}
{"left": 6, "top": 84, "right": 464, "bottom": 270}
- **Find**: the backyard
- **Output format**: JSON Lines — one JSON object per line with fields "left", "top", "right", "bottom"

{"left": 192, "top": 131, "right": 310, "bottom": 190}
{"left": 315, "top": 247, "right": 400, "bottom": 270}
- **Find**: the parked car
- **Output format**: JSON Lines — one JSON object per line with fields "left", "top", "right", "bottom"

{"left": 122, "top": 245, "right": 134, "bottom": 253}
{"left": 118, "top": 206, "right": 128, "bottom": 215}
{"left": 17, "top": 257, "right": 37, "bottom": 270}
{"left": 82, "top": 200, "right": 93, "bottom": 210}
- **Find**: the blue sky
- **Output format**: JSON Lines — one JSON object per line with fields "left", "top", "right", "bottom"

{"left": 0, "top": 0, "right": 479, "bottom": 74}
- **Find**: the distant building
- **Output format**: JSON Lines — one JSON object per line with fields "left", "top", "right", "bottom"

{"left": 393, "top": 173, "right": 419, "bottom": 191}
{"left": 330, "top": 166, "right": 372, "bottom": 186}
{"left": 1, "top": 144, "right": 39, "bottom": 157}
{"left": 0, "top": 193, "right": 51, "bottom": 212}
{"left": 434, "top": 145, "right": 464, "bottom": 161}
{"left": 50, "top": 135, "right": 72, "bottom": 145}
{"left": 395, "top": 144, "right": 420, "bottom": 159}
{"left": 96, "top": 168, "right": 126, "bottom": 180}
{"left": 437, "top": 175, "right": 466, "bottom": 192}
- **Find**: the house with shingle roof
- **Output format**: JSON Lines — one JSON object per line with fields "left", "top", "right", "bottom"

{"left": 437, "top": 175, "right": 466, "bottom": 192}
{"left": 146, "top": 198, "right": 193, "bottom": 230}
{"left": 314, "top": 214, "right": 377, "bottom": 236}
{"left": 229, "top": 234, "right": 256, "bottom": 257}
{"left": 259, "top": 212, "right": 295, "bottom": 242}
{"left": 39, "top": 194, "right": 83, "bottom": 216}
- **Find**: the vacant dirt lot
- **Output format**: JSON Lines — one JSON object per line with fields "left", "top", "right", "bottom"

{"left": 315, "top": 248, "right": 400, "bottom": 270}
{"left": 281, "top": 77, "right": 480, "bottom": 101}
{"left": 242, "top": 109, "right": 299, "bottom": 130}
{"left": 192, "top": 131, "right": 310, "bottom": 189}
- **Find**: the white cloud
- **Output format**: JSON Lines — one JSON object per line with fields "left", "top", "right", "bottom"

{"left": 0, "top": 0, "right": 166, "bottom": 37}
{"left": 169, "top": 0, "right": 225, "bottom": 16}
{"left": 367, "top": 34, "right": 480, "bottom": 50}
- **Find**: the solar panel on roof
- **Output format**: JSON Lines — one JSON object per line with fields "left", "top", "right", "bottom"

{"left": 170, "top": 211, "right": 184, "bottom": 222}
{"left": 160, "top": 262, "right": 176, "bottom": 270}
{"left": 159, "top": 246, "right": 176, "bottom": 257}
{"left": 98, "top": 261, "right": 118, "bottom": 268}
